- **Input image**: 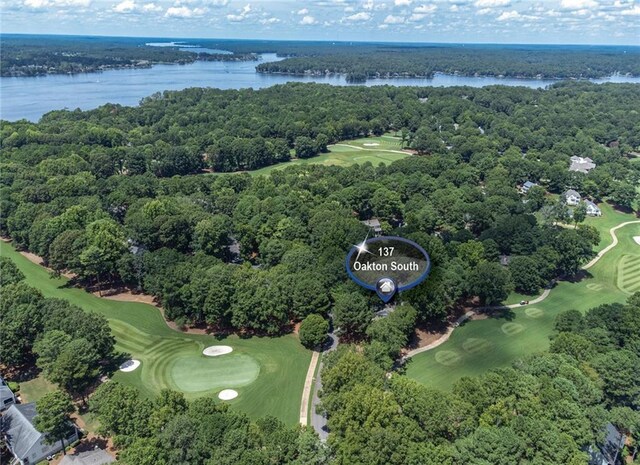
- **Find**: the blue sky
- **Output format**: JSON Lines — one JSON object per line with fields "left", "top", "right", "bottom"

{"left": 2, "top": 0, "right": 639, "bottom": 45}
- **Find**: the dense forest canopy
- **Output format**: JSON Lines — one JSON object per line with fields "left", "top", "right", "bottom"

{"left": 0, "top": 35, "right": 257, "bottom": 77}
{"left": 3, "top": 35, "right": 639, "bottom": 79}
{"left": 256, "top": 45, "right": 640, "bottom": 80}
{"left": 1, "top": 82, "right": 638, "bottom": 339}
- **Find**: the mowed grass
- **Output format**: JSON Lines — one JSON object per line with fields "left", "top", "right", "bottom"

{"left": 0, "top": 242, "right": 311, "bottom": 425}
{"left": 250, "top": 146, "right": 409, "bottom": 176}
{"left": 405, "top": 219, "right": 640, "bottom": 391}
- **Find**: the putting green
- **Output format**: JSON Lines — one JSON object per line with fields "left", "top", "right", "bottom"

{"left": 170, "top": 354, "right": 260, "bottom": 393}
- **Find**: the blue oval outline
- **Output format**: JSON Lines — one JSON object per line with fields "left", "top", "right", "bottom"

{"left": 345, "top": 236, "right": 432, "bottom": 292}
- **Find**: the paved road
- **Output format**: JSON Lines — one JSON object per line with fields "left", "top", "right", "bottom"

{"left": 310, "top": 332, "right": 338, "bottom": 441}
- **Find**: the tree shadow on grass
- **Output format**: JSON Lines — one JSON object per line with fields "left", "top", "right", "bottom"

{"left": 483, "top": 307, "right": 516, "bottom": 321}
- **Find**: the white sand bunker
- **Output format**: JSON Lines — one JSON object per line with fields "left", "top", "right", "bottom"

{"left": 218, "top": 389, "right": 238, "bottom": 400}
{"left": 634, "top": 236, "right": 640, "bottom": 246}
{"left": 119, "top": 359, "right": 140, "bottom": 372}
{"left": 203, "top": 345, "right": 233, "bottom": 357}
{"left": 363, "top": 142, "right": 380, "bottom": 147}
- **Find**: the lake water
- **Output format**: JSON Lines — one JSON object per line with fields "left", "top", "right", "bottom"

{"left": 2, "top": 52, "right": 639, "bottom": 122}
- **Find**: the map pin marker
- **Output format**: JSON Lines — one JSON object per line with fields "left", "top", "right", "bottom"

{"left": 376, "top": 277, "right": 397, "bottom": 303}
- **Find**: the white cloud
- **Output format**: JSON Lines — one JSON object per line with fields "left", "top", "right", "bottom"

{"left": 395, "top": 0, "right": 411, "bottom": 5}
{"left": 346, "top": 11, "right": 372, "bottom": 20}
{"left": 496, "top": 9, "right": 519, "bottom": 20}
{"left": 474, "top": 0, "right": 509, "bottom": 7}
{"left": 297, "top": 8, "right": 308, "bottom": 14}
{"left": 450, "top": 4, "right": 459, "bottom": 11}
{"left": 560, "top": 0, "right": 597, "bottom": 10}
{"left": 226, "top": 3, "right": 251, "bottom": 21}
{"left": 620, "top": 5, "right": 640, "bottom": 15}
{"left": 477, "top": 7, "right": 492, "bottom": 14}
{"left": 142, "top": 2, "right": 161, "bottom": 11}
{"left": 24, "top": 0, "right": 90, "bottom": 8}
{"left": 384, "top": 14, "right": 405, "bottom": 22}
{"left": 113, "top": 0, "right": 135, "bottom": 12}
{"left": 363, "top": 0, "right": 374, "bottom": 10}
{"left": 413, "top": 4, "right": 437, "bottom": 13}
{"left": 300, "top": 14, "right": 317, "bottom": 24}
{"left": 260, "top": 16, "right": 280, "bottom": 24}
{"left": 496, "top": 9, "right": 540, "bottom": 20}
{"left": 409, "top": 12, "right": 425, "bottom": 20}
{"left": 379, "top": 23, "right": 389, "bottom": 28}
{"left": 165, "top": 5, "right": 205, "bottom": 17}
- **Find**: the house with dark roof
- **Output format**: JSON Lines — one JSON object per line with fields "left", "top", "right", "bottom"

{"left": 1, "top": 403, "right": 79, "bottom": 465}
{"left": 520, "top": 181, "right": 538, "bottom": 194}
{"left": 0, "top": 375, "right": 16, "bottom": 411}
{"left": 588, "top": 423, "right": 626, "bottom": 465}
{"left": 59, "top": 448, "right": 115, "bottom": 465}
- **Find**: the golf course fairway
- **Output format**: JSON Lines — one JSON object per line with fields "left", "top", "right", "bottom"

{"left": 0, "top": 241, "right": 311, "bottom": 425}
{"left": 406, "top": 217, "right": 640, "bottom": 390}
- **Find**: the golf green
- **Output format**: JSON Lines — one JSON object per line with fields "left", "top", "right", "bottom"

{"left": 170, "top": 354, "right": 260, "bottom": 393}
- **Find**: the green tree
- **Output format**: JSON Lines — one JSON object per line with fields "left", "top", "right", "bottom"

{"left": 333, "top": 292, "right": 372, "bottom": 339}
{"left": 192, "top": 215, "right": 232, "bottom": 258}
{"left": 0, "top": 256, "right": 24, "bottom": 286}
{"left": 573, "top": 202, "right": 587, "bottom": 225}
{"left": 509, "top": 256, "right": 545, "bottom": 294}
{"left": 299, "top": 314, "right": 329, "bottom": 349}
{"left": 468, "top": 262, "right": 514, "bottom": 305}
{"left": 35, "top": 391, "right": 76, "bottom": 456}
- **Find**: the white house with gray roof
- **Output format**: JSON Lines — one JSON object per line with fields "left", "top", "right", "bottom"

{"left": 584, "top": 200, "right": 602, "bottom": 217}
{"left": 563, "top": 189, "right": 582, "bottom": 206}
{"left": 1, "top": 403, "right": 79, "bottom": 465}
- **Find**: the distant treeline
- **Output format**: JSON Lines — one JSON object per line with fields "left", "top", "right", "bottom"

{"left": 256, "top": 46, "right": 640, "bottom": 80}
{"left": 0, "top": 35, "right": 257, "bottom": 77}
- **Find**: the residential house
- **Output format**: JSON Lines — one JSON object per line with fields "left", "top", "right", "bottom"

{"left": 1, "top": 403, "right": 79, "bottom": 465}
{"left": 587, "top": 422, "right": 626, "bottom": 465}
{"left": 563, "top": 189, "right": 582, "bottom": 206}
{"left": 59, "top": 448, "right": 115, "bottom": 465}
{"left": 569, "top": 156, "right": 597, "bottom": 174}
{"left": 362, "top": 218, "right": 383, "bottom": 236}
{"left": 520, "top": 181, "right": 538, "bottom": 194}
{"left": 584, "top": 200, "right": 602, "bottom": 217}
{"left": 0, "top": 375, "right": 16, "bottom": 411}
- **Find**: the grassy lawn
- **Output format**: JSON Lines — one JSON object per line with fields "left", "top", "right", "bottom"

{"left": 250, "top": 143, "right": 410, "bottom": 176}
{"left": 405, "top": 218, "right": 640, "bottom": 391}
{"left": 0, "top": 241, "right": 311, "bottom": 425}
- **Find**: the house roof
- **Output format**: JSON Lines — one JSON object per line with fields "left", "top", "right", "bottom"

{"left": 59, "top": 449, "right": 116, "bottom": 465}
{"left": 362, "top": 219, "right": 382, "bottom": 229}
{"left": 1, "top": 404, "right": 41, "bottom": 460}
{"left": 564, "top": 189, "right": 581, "bottom": 198}
{"left": 523, "top": 181, "right": 537, "bottom": 188}
{"left": 0, "top": 385, "right": 15, "bottom": 402}
{"left": 585, "top": 200, "right": 600, "bottom": 209}
{"left": 569, "top": 156, "right": 596, "bottom": 173}
{"left": 588, "top": 423, "right": 625, "bottom": 465}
